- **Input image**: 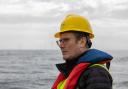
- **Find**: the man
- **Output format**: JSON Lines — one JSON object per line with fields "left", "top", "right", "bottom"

{"left": 52, "top": 14, "right": 113, "bottom": 89}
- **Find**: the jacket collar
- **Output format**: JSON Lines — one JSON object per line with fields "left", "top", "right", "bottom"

{"left": 78, "top": 49, "right": 113, "bottom": 63}
{"left": 56, "top": 49, "right": 113, "bottom": 77}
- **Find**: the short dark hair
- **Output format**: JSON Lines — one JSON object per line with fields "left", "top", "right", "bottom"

{"left": 62, "top": 31, "right": 92, "bottom": 48}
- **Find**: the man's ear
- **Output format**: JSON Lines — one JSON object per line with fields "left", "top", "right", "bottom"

{"left": 79, "top": 37, "right": 86, "bottom": 48}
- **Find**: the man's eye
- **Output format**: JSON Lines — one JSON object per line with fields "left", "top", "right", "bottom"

{"left": 59, "top": 38, "right": 70, "bottom": 42}
{"left": 63, "top": 38, "right": 70, "bottom": 41}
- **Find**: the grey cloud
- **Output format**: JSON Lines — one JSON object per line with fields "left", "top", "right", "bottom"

{"left": 63, "top": 2, "right": 107, "bottom": 20}
{"left": 0, "top": 0, "right": 128, "bottom": 24}
{"left": 0, "top": 15, "right": 45, "bottom": 24}
{"left": 61, "top": 0, "right": 128, "bottom": 20}
{"left": 0, "top": 0, "right": 68, "bottom": 24}
{"left": 0, "top": 13, "right": 62, "bottom": 24}
{"left": 33, "top": 0, "right": 73, "bottom": 3}
{"left": 0, "top": 0, "right": 96, "bottom": 24}
{"left": 108, "top": 9, "right": 128, "bottom": 20}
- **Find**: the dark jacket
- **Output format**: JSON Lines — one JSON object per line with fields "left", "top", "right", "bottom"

{"left": 77, "top": 64, "right": 113, "bottom": 89}
{"left": 56, "top": 49, "right": 113, "bottom": 89}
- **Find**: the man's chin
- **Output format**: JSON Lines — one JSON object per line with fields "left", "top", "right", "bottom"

{"left": 63, "top": 56, "right": 74, "bottom": 61}
{"left": 63, "top": 56, "right": 69, "bottom": 60}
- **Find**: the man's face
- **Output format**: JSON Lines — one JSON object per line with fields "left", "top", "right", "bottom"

{"left": 58, "top": 32, "right": 84, "bottom": 61}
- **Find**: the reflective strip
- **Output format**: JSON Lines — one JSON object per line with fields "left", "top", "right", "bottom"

{"left": 89, "top": 64, "right": 109, "bottom": 72}
{"left": 57, "top": 79, "right": 67, "bottom": 89}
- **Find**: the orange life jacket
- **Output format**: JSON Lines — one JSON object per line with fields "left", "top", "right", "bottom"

{"left": 51, "top": 62, "right": 90, "bottom": 89}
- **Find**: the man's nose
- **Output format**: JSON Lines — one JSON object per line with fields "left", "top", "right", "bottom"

{"left": 59, "top": 42, "right": 65, "bottom": 48}
{"left": 60, "top": 43, "right": 64, "bottom": 48}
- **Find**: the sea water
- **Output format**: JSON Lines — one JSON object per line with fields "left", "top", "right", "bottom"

{"left": 0, "top": 50, "right": 127, "bottom": 89}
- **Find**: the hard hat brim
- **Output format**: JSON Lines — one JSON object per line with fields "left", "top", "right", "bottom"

{"left": 54, "top": 32, "right": 60, "bottom": 38}
{"left": 54, "top": 30, "right": 94, "bottom": 39}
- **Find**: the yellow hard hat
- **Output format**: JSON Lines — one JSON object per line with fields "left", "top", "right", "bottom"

{"left": 54, "top": 14, "right": 94, "bottom": 39}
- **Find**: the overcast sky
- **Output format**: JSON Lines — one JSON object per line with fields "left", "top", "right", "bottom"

{"left": 0, "top": 0, "right": 128, "bottom": 50}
